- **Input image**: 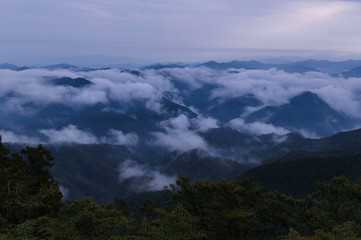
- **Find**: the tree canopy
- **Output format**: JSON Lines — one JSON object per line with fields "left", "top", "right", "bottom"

{"left": 2, "top": 138, "right": 361, "bottom": 239}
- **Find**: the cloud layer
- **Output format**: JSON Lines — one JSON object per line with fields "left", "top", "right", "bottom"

{"left": 1, "top": 66, "right": 361, "bottom": 147}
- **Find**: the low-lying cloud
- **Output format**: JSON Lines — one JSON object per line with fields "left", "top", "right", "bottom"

{"left": 40, "top": 125, "right": 98, "bottom": 144}
{"left": 0, "top": 68, "right": 175, "bottom": 115}
{"left": 39, "top": 124, "right": 139, "bottom": 146}
{"left": 151, "top": 114, "right": 210, "bottom": 152}
{"left": 0, "top": 130, "right": 41, "bottom": 144}
{"left": 1, "top": 66, "right": 361, "bottom": 144}
{"left": 229, "top": 118, "right": 290, "bottom": 136}
{"left": 103, "top": 129, "right": 139, "bottom": 146}
{"left": 162, "top": 67, "right": 361, "bottom": 119}
{"left": 117, "top": 159, "right": 176, "bottom": 191}
{"left": 2, "top": 66, "right": 361, "bottom": 118}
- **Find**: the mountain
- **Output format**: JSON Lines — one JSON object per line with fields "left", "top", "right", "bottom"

{"left": 197, "top": 60, "right": 272, "bottom": 70}
{"left": 49, "top": 144, "right": 135, "bottom": 203}
{"left": 69, "top": 103, "right": 147, "bottom": 136}
{"left": 242, "top": 128, "right": 361, "bottom": 197}
{"left": 2, "top": 59, "right": 361, "bottom": 204}
{"left": 275, "top": 63, "right": 319, "bottom": 74}
{"left": 340, "top": 66, "right": 361, "bottom": 78}
{"left": 51, "top": 77, "right": 93, "bottom": 88}
{"left": 0, "top": 63, "right": 30, "bottom": 71}
{"left": 197, "top": 59, "right": 361, "bottom": 75}
{"left": 4, "top": 143, "right": 136, "bottom": 203}
{"left": 208, "top": 94, "right": 262, "bottom": 123}
{"left": 162, "top": 98, "right": 198, "bottom": 118}
{"left": 292, "top": 59, "right": 361, "bottom": 74}
{"left": 246, "top": 91, "right": 354, "bottom": 137}
{"left": 43, "top": 63, "right": 78, "bottom": 70}
{"left": 201, "top": 127, "right": 322, "bottom": 163}
{"left": 159, "top": 149, "right": 255, "bottom": 182}
{"left": 143, "top": 63, "right": 187, "bottom": 70}
{"left": 197, "top": 60, "right": 320, "bottom": 74}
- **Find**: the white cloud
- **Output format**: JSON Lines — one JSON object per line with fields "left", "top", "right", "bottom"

{"left": 2, "top": 66, "right": 361, "bottom": 145}
{"left": 3, "top": 67, "right": 361, "bottom": 120}
{"left": 162, "top": 114, "right": 190, "bottom": 130}
{"left": 314, "top": 84, "right": 361, "bottom": 118}
{"left": 0, "top": 130, "right": 41, "bottom": 144}
{"left": 117, "top": 159, "right": 176, "bottom": 191}
{"left": 298, "top": 129, "right": 319, "bottom": 139}
{"left": 40, "top": 125, "right": 139, "bottom": 146}
{"left": 104, "top": 129, "right": 139, "bottom": 147}
{"left": 199, "top": 68, "right": 361, "bottom": 118}
{"left": 159, "top": 67, "right": 216, "bottom": 89}
{"left": 40, "top": 125, "right": 98, "bottom": 144}
{"left": 152, "top": 114, "right": 209, "bottom": 152}
{"left": 192, "top": 116, "right": 219, "bottom": 132}
{"left": 229, "top": 118, "right": 290, "bottom": 136}
{"left": 0, "top": 68, "right": 177, "bottom": 115}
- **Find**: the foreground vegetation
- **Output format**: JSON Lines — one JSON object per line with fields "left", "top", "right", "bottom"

{"left": 1, "top": 139, "right": 361, "bottom": 239}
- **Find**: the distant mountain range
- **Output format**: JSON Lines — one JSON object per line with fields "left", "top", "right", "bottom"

{"left": 1, "top": 59, "right": 361, "bottom": 202}
{"left": 245, "top": 91, "right": 354, "bottom": 136}
{"left": 242, "top": 128, "right": 361, "bottom": 197}
{"left": 3, "top": 58, "right": 361, "bottom": 74}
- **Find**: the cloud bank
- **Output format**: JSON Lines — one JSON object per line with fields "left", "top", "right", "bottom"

{"left": 164, "top": 67, "right": 361, "bottom": 118}
{"left": 1, "top": 66, "right": 361, "bottom": 147}
{"left": 2, "top": 67, "right": 361, "bottom": 119}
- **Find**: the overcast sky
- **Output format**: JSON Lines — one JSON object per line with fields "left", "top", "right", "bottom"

{"left": 1, "top": 0, "right": 361, "bottom": 64}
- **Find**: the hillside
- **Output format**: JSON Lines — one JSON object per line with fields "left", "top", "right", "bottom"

{"left": 242, "top": 128, "right": 361, "bottom": 197}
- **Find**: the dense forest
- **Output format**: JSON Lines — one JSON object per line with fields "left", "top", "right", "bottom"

{"left": 2, "top": 138, "right": 361, "bottom": 239}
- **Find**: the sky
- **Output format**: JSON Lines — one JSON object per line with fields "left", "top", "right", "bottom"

{"left": 1, "top": 0, "right": 361, "bottom": 65}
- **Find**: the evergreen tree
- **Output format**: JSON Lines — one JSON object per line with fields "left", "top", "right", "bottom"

{"left": 0, "top": 137, "right": 62, "bottom": 227}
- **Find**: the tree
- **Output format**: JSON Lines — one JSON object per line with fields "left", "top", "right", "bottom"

{"left": 307, "top": 176, "right": 361, "bottom": 235}
{"left": 0, "top": 138, "right": 63, "bottom": 227}
{"left": 170, "top": 177, "right": 299, "bottom": 240}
